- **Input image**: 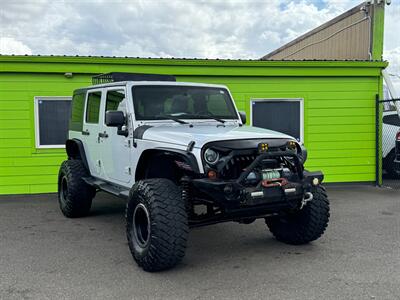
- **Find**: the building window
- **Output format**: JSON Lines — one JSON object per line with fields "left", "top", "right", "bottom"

{"left": 34, "top": 96, "right": 72, "bottom": 148}
{"left": 251, "top": 98, "right": 304, "bottom": 142}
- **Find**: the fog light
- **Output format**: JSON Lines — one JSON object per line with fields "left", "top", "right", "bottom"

{"left": 312, "top": 178, "right": 319, "bottom": 186}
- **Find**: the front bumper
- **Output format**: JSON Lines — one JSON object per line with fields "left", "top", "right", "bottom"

{"left": 192, "top": 170, "right": 323, "bottom": 209}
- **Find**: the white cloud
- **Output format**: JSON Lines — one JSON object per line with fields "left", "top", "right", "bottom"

{"left": 384, "top": 47, "right": 400, "bottom": 95}
{"left": 384, "top": 0, "right": 400, "bottom": 52}
{"left": 384, "top": 47, "right": 400, "bottom": 74}
{"left": 0, "top": 0, "right": 398, "bottom": 72}
{"left": 0, "top": 37, "right": 32, "bottom": 55}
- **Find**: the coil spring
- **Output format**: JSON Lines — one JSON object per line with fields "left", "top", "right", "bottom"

{"left": 181, "top": 179, "right": 192, "bottom": 215}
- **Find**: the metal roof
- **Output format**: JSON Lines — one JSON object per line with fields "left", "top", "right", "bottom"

{"left": 0, "top": 53, "right": 384, "bottom": 62}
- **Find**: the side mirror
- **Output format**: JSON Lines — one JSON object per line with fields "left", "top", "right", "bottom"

{"left": 105, "top": 111, "right": 125, "bottom": 127}
{"left": 238, "top": 111, "right": 247, "bottom": 124}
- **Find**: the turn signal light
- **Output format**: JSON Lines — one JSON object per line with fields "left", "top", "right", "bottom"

{"left": 287, "top": 140, "right": 297, "bottom": 150}
{"left": 207, "top": 170, "right": 217, "bottom": 179}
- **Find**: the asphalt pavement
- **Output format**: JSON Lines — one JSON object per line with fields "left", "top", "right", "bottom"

{"left": 0, "top": 185, "right": 399, "bottom": 300}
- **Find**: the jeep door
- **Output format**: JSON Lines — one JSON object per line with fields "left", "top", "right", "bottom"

{"left": 82, "top": 89, "right": 104, "bottom": 178}
{"left": 100, "top": 87, "right": 132, "bottom": 184}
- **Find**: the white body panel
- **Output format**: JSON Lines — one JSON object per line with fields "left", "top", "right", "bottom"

{"left": 99, "top": 86, "right": 132, "bottom": 183}
{"left": 140, "top": 123, "right": 292, "bottom": 149}
{"left": 82, "top": 88, "right": 104, "bottom": 178}
{"left": 382, "top": 111, "right": 399, "bottom": 158}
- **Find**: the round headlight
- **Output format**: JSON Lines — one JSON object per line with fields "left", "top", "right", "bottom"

{"left": 204, "top": 148, "right": 219, "bottom": 165}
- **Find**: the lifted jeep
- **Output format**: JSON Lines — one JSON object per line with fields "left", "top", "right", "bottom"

{"left": 58, "top": 72, "right": 329, "bottom": 272}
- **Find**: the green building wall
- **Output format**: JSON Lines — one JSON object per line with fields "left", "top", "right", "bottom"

{"left": 0, "top": 56, "right": 387, "bottom": 195}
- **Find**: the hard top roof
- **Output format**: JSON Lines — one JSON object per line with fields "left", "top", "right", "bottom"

{"left": 74, "top": 80, "right": 229, "bottom": 93}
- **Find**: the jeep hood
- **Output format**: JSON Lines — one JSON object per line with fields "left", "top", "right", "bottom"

{"left": 140, "top": 124, "right": 295, "bottom": 148}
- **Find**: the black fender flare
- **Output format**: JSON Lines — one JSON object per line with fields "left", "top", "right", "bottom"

{"left": 65, "top": 139, "right": 90, "bottom": 173}
{"left": 135, "top": 148, "right": 200, "bottom": 181}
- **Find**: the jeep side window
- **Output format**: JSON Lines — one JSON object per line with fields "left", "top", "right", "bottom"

{"left": 86, "top": 91, "right": 102, "bottom": 123}
{"left": 105, "top": 90, "right": 125, "bottom": 112}
{"left": 70, "top": 91, "right": 85, "bottom": 131}
{"left": 105, "top": 89, "right": 126, "bottom": 121}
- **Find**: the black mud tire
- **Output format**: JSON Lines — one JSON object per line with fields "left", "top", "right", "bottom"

{"left": 57, "top": 160, "right": 95, "bottom": 218}
{"left": 126, "top": 178, "right": 189, "bottom": 272}
{"left": 265, "top": 185, "right": 330, "bottom": 245}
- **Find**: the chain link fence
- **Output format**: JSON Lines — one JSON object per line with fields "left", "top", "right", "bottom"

{"left": 378, "top": 97, "right": 400, "bottom": 189}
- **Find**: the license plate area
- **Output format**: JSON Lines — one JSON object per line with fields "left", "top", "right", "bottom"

{"left": 244, "top": 182, "right": 303, "bottom": 206}
{"left": 245, "top": 186, "right": 283, "bottom": 206}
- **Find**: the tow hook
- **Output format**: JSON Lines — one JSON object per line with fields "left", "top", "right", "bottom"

{"left": 300, "top": 192, "right": 313, "bottom": 209}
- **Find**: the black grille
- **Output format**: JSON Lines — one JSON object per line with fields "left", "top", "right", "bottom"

{"left": 220, "top": 154, "right": 256, "bottom": 179}
{"left": 220, "top": 154, "right": 281, "bottom": 180}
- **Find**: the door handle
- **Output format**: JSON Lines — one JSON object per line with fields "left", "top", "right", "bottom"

{"left": 98, "top": 132, "right": 109, "bottom": 138}
{"left": 82, "top": 130, "right": 90, "bottom": 135}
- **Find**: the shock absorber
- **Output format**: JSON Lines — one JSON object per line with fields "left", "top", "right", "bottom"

{"left": 181, "top": 177, "right": 193, "bottom": 217}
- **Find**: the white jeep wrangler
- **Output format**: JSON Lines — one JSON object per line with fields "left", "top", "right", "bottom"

{"left": 58, "top": 73, "right": 330, "bottom": 272}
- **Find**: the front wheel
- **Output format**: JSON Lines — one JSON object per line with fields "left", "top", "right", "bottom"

{"left": 126, "top": 178, "right": 189, "bottom": 272}
{"left": 265, "top": 186, "right": 330, "bottom": 245}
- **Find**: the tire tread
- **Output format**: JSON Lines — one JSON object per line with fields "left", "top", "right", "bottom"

{"left": 58, "top": 160, "right": 94, "bottom": 218}
{"left": 266, "top": 185, "right": 330, "bottom": 245}
{"left": 126, "top": 178, "right": 188, "bottom": 272}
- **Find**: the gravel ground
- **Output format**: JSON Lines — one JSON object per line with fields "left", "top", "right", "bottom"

{"left": 0, "top": 185, "right": 399, "bottom": 300}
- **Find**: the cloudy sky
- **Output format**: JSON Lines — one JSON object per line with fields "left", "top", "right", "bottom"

{"left": 0, "top": 0, "right": 399, "bottom": 88}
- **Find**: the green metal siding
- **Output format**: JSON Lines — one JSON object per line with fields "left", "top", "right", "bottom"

{"left": 0, "top": 56, "right": 387, "bottom": 194}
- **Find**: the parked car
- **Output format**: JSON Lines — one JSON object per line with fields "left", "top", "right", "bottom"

{"left": 57, "top": 72, "right": 330, "bottom": 272}
{"left": 382, "top": 110, "right": 400, "bottom": 177}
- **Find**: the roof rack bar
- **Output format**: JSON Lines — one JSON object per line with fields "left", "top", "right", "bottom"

{"left": 92, "top": 72, "right": 176, "bottom": 85}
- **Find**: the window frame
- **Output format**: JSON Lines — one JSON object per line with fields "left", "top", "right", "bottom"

{"left": 104, "top": 87, "right": 126, "bottom": 125}
{"left": 34, "top": 96, "right": 72, "bottom": 149}
{"left": 84, "top": 90, "right": 103, "bottom": 124}
{"left": 250, "top": 98, "right": 304, "bottom": 143}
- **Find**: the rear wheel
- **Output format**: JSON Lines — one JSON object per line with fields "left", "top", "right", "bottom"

{"left": 265, "top": 185, "right": 330, "bottom": 245}
{"left": 57, "top": 160, "right": 95, "bottom": 218}
{"left": 126, "top": 178, "right": 189, "bottom": 272}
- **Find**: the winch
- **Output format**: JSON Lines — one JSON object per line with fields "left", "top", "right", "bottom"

{"left": 261, "top": 169, "right": 281, "bottom": 180}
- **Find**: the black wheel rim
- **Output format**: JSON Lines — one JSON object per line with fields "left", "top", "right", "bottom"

{"left": 60, "top": 176, "right": 68, "bottom": 208}
{"left": 133, "top": 203, "right": 150, "bottom": 248}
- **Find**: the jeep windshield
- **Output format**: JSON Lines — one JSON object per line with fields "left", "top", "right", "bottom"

{"left": 132, "top": 85, "right": 238, "bottom": 121}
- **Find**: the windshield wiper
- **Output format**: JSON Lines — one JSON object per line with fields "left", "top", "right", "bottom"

{"left": 156, "top": 115, "right": 189, "bottom": 125}
{"left": 183, "top": 113, "right": 226, "bottom": 124}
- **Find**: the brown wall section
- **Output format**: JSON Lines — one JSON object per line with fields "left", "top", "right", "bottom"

{"left": 262, "top": 3, "right": 372, "bottom": 60}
